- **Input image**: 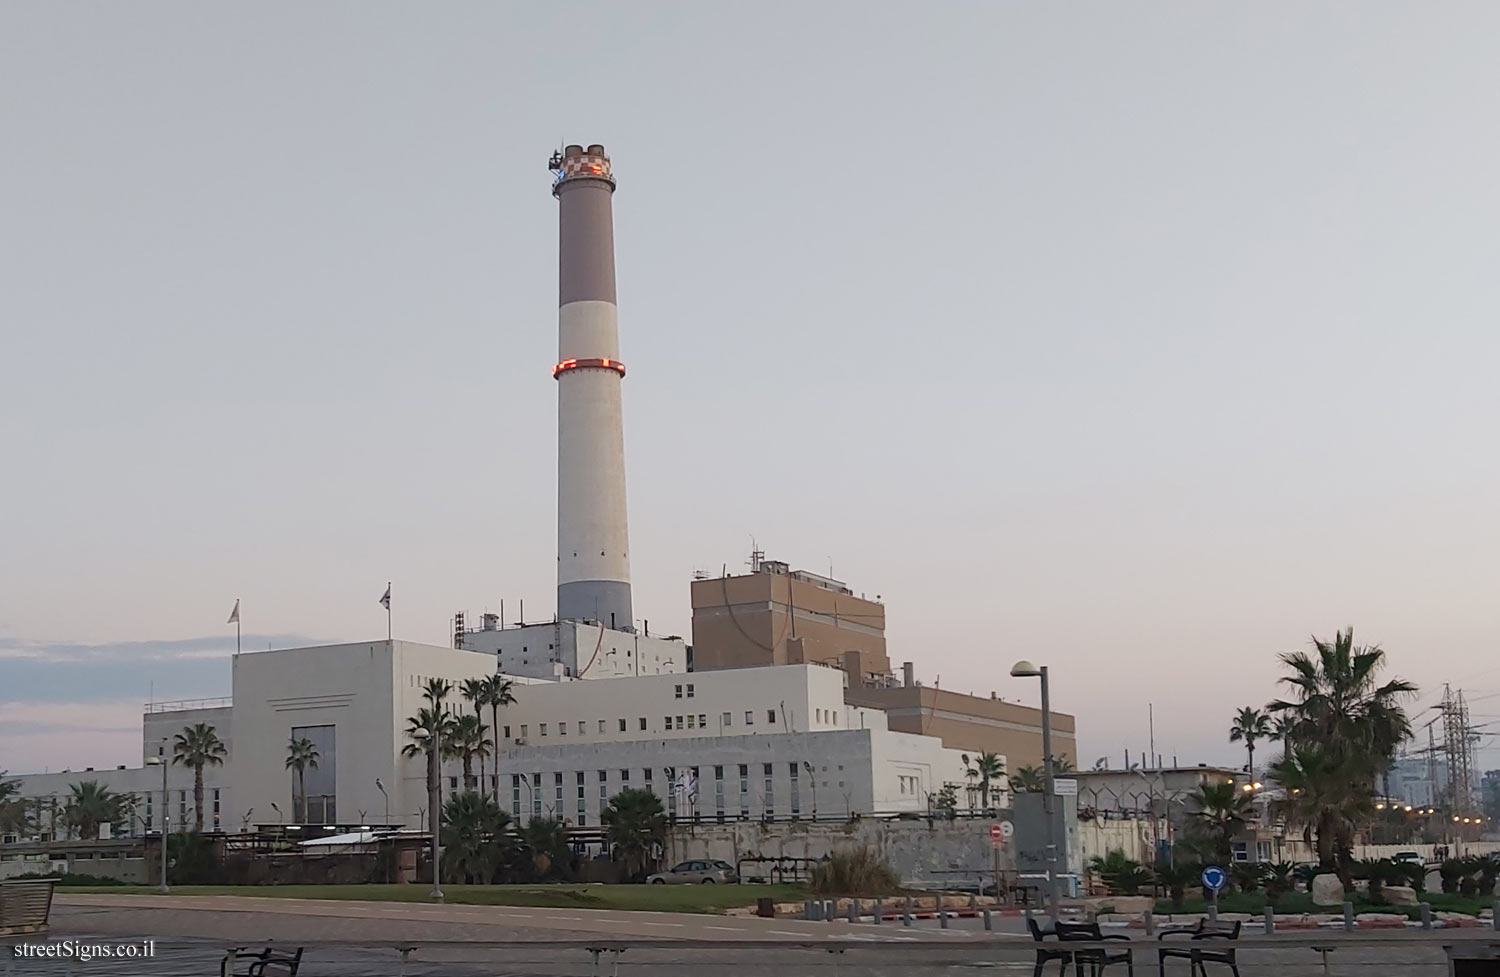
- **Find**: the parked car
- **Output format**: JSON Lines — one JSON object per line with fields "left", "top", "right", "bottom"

{"left": 647, "top": 859, "right": 739, "bottom": 884}
{"left": 1392, "top": 851, "right": 1424, "bottom": 866}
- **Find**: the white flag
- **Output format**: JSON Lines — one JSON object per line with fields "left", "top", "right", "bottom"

{"left": 379, "top": 584, "right": 391, "bottom": 610}
{"left": 227, "top": 599, "right": 240, "bottom": 625}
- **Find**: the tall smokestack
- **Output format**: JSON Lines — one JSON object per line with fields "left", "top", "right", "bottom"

{"left": 550, "top": 143, "right": 632, "bottom": 629}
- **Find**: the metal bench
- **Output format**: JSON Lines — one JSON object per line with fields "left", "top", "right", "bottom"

{"left": 220, "top": 945, "right": 304, "bottom": 977}
{"left": 0, "top": 879, "right": 58, "bottom": 937}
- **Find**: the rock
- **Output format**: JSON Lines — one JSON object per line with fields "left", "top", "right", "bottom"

{"left": 1382, "top": 885, "right": 1418, "bottom": 906}
{"left": 1311, "top": 873, "right": 1346, "bottom": 906}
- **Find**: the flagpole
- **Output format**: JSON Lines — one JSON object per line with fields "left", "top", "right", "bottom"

{"left": 236, "top": 615, "right": 241, "bottom": 655}
{"left": 386, "top": 581, "right": 392, "bottom": 641}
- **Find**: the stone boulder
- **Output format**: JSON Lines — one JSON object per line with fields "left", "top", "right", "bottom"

{"left": 1382, "top": 885, "right": 1419, "bottom": 906}
{"left": 1311, "top": 873, "right": 1346, "bottom": 906}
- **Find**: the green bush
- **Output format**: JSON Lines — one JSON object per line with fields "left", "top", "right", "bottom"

{"left": 810, "top": 846, "right": 900, "bottom": 895}
{"left": 1089, "top": 850, "right": 1152, "bottom": 896}
{"left": 13, "top": 872, "right": 128, "bottom": 886}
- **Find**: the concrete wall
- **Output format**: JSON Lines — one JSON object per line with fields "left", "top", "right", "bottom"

{"left": 666, "top": 817, "right": 1009, "bottom": 886}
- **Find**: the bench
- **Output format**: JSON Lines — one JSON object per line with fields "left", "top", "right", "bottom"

{"left": 0, "top": 879, "right": 58, "bottom": 937}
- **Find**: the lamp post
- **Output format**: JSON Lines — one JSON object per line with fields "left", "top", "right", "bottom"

{"left": 145, "top": 754, "right": 169, "bottom": 893}
{"left": 375, "top": 778, "right": 390, "bottom": 827}
{"left": 802, "top": 761, "right": 817, "bottom": 820}
{"left": 1011, "top": 660, "right": 1060, "bottom": 925}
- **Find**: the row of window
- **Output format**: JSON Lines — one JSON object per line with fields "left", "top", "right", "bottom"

{"left": 501, "top": 709, "right": 778, "bottom": 741}
{"left": 502, "top": 762, "right": 835, "bottom": 823}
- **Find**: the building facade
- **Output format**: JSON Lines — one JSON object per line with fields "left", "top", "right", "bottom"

{"left": 457, "top": 619, "right": 686, "bottom": 680}
{"left": 690, "top": 560, "right": 892, "bottom": 683}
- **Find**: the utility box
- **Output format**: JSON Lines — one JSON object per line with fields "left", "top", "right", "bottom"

{"left": 1011, "top": 790, "right": 1081, "bottom": 876}
{"left": 1445, "top": 944, "right": 1500, "bottom": 976}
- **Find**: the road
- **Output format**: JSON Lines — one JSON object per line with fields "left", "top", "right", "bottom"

{"left": 5, "top": 893, "right": 1495, "bottom": 975}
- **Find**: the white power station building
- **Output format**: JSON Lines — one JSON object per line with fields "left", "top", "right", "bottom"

{"left": 3, "top": 640, "right": 992, "bottom": 844}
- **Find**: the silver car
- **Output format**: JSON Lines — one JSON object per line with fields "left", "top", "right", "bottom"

{"left": 647, "top": 859, "right": 739, "bottom": 884}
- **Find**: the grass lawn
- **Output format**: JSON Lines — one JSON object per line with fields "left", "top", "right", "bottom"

{"left": 1152, "top": 890, "right": 1492, "bottom": 919}
{"left": 56, "top": 882, "right": 810, "bottom": 914}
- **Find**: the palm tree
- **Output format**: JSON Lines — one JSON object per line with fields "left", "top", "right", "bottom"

{"left": 460, "top": 678, "right": 489, "bottom": 792}
{"left": 422, "top": 677, "right": 453, "bottom": 707}
{"left": 1266, "top": 628, "right": 1415, "bottom": 884}
{"left": 440, "top": 790, "right": 510, "bottom": 884}
{"left": 172, "top": 722, "right": 227, "bottom": 833}
{"left": 483, "top": 676, "right": 516, "bottom": 804}
{"left": 1051, "top": 756, "right": 1075, "bottom": 775}
{"left": 1229, "top": 706, "right": 1272, "bottom": 779}
{"left": 64, "top": 780, "right": 122, "bottom": 840}
{"left": 284, "top": 736, "right": 320, "bottom": 823}
{"left": 974, "top": 752, "right": 1005, "bottom": 810}
{"left": 1009, "top": 765, "right": 1045, "bottom": 793}
{"left": 1187, "top": 781, "right": 1254, "bottom": 868}
{"left": 523, "top": 816, "right": 571, "bottom": 880}
{"left": 449, "top": 714, "right": 492, "bottom": 791}
{"left": 602, "top": 788, "right": 667, "bottom": 880}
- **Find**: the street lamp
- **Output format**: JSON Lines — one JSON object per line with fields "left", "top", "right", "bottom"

{"left": 145, "top": 754, "right": 169, "bottom": 894}
{"left": 375, "top": 778, "right": 390, "bottom": 826}
{"left": 1010, "top": 659, "right": 1061, "bottom": 925}
{"left": 802, "top": 761, "right": 817, "bottom": 819}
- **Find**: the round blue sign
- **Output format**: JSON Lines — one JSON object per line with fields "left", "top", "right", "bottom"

{"left": 1201, "top": 866, "right": 1227, "bottom": 892}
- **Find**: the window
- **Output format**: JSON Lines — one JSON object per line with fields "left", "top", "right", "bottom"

{"left": 686, "top": 684, "right": 695, "bottom": 698}
{"left": 699, "top": 714, "right": 707, "bottom": 727}
{"left": 212, "top": 789, "right": 221, "bottom": 814}
{"left": 1256, "top": 841, "right": 1272, "bottom": 862}
{"left": 540, "top": 723, "right": 548, "bottom": 736}
{"left": 675, "top": 684, "right": 683, "bottom": 699}
{"left": 664, "top": 716, "right": 673, "bottom": 730}
{"left": 559, "top": 721, "right": 566, "bottom": 736}
{"left": 599, "top": 770, "right": 608, "bottom": 804}
{"left": 676, "top": 715, "right": 685, "bottom": 729}
{"left": 639, "top": 717, "right": 647, "bottom": 731}
{"left": 449, "top": 776, "right": 458, "bottom": 791}
{"left": 503, "top": 725, "right": 511, "bottom": 739}
{"left": 534, "top": 773, "right": 543, "bottom": 816}
{"left": 579, "top": 721, "right": 586, "bottom": 735}
{"left": 520, "top": 724, "right": 528, "bottom": 738}
{"left": 739, "top": 765, "right": 750, "bottom": 817}
{"left": 790, "top": 762, "right": 801, "bottom": 815}
{"left": 687, "top": 715, "right": 696, "bottom": 729}
{"left": 644, "top": 768, "right": 653, "bottom": 786}
{"left": 1231, "top": 842, "right": 1249, "bottom": 863}
{"left": 714, "top": 766, "right": 725, "bottom": 821}
{"left": 763, "top": 763, "right": 774, "bottom": 816}
{"left": 619, "top": 718, "right": 627, "bottom": 732}
{"left": 745, "top": 711, "right": 754, "bottom": 726}
{"left": 512, "top": 775, "right": 522, "bottom": 816}
{"left": 722, "top": 712, "right": 732, "bottom": 727}
{"left": 555, "top": 772, "right": 564, "bottom": 806}
{"left": 767, "top": 709, "right": 776, "bottom": 725}
{"left": 577, "top": 771, "right": 586, "bottom": 786}
{"left": 599, "top": 719, "right": 607, "bottom": 733}
{"left": 621, "top": 769, "right": 631, "bottom": 784}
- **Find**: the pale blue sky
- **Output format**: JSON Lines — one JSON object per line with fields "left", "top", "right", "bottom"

{"left": 3, "top": 3, "right": 1498, "bottom": 774}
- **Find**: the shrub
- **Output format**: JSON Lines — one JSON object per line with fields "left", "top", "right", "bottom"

{"left": 1089, "top": 850, "right": 1153, "bottom": 896}
{"left": 13, "top": 872, "right": 127, "bottom": 886}
{"left": 1231, "top": 862, "right": 1266, "bottom": 893}
{"left": 810, "top": 846, "right": 900, "bottom": 895}
{"left": 1263, "top": 862, "right": 1296, "bottom": 904}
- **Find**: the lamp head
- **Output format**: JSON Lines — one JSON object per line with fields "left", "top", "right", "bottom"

{"left": 146, "top": 756, "right": 162, "bottom": 766}
{"left": 1010, "top": 660, "right": 1042, "bottom": 678}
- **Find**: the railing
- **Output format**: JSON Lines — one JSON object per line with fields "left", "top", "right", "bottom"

{"left": 144, "top": 697, "right": 233, "bottom": 714}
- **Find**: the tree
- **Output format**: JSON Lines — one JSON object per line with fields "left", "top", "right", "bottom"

{"left": 64, "top": 780, "right": 122, "bottom": 840}
{"left": 932, "top": 784, "right": 958, "bottom": 819}
{"left": 0, "top": 772, "right": 27, "bottom": 836}
{"left": 1154, "top": 857, "right": 1202, "bottom": 911}
{"left": 172, "top": 722, "right": 227, "bottom": 833}
{"left": 1187, "top": 781, "right": 1253, "bottom": 868}
{"left": 460, "top": 678, "right": 490, "bottom": 794}
{"left": 284, "top": 736, "right": 320, "bottom": 824}
{"left": 482, "top": 676, "right": 516, "bottom": 805}
{"left": 1266, "top": 629, "right": 1415, "bottom": 885}
{"left": 440, "top": 790, "right": 510, "bottom": 884}
{"left": 449, "top": 714, "right": 492, "bottom": 791}
{"left": 1051, "top": 756, "right": 1075, "bottom": 775}
{"left": 602, "top": 788, "right": 667, "bottom": 880}
{"left": 974, "top": 753, "right": 1004, "bottom": 810}
{"left": 523, "top": 816, "right": 571, "bottom": 880}
{"left": 1009, "top": 765, "right": 1044, "bottom": 793}
{"left": 1228, "top": 706, "right": 1272, "bottom": 778}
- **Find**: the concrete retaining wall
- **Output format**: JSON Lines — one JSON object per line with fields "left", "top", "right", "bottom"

{"left": 667, "top": 818, "right": 1011, "bottom": 885}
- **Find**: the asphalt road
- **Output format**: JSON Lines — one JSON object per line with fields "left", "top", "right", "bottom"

{"left": 5, "top": 894, "right": 1496, "bottom": 976}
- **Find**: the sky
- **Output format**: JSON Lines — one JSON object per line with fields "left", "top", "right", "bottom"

{"left": 3, "top": 2, "right": 1499, "bottom": 776}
